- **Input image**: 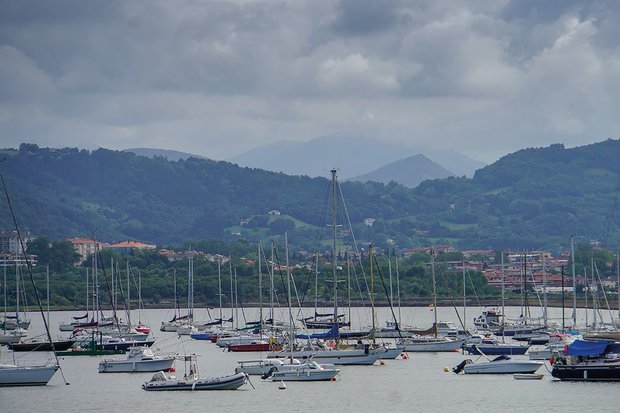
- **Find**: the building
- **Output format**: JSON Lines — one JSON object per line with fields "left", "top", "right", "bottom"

{"left": 0, "top": 230, "right": 34, "bottom": 255}
{"left": 66, "top": 237, "right": 97, "bottom": 264}
{"left": 107, "top": 240, "right": 157, "bottom": 254}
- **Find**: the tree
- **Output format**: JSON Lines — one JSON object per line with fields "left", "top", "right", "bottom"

{"left": 48, "top": 240, "right": 80, "bottom": 272}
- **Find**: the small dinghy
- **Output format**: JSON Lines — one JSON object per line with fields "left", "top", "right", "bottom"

{"left": 513, "top": 373, "right": 544, "bottom": 380}
{"left": 141, "top": 354, "right": 247, "bottom": 391}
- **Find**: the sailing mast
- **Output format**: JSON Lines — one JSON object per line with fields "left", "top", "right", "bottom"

{"left": 369, "top": 244, "right": 376, "bottom": 344}
{"left": 258, "top": 242, "right": 263, "bottom": 337}
{"left": 217, "top": 256, "right": 223, "bottom": 323}
{"left": 431, "top": 248, "right": 437, "bottom": 337}
{"left": 396, "top": 257, "right": 401, "bottom": 327}
{"left": 462, "top": 259, "right": 466, "bottom": 332}
{"left": 314, "top": 251, "right": 318, "bottom": 323}
{"left": 331, "top": 168, "right": 338, "bottom": 328}
{"left": 126, "top": 258, "right": 131, "bottom": 330}
{"left": 570, "top": 235, "right": 577, "bottom": 327}
{"left": 270, "top": 241, "right": 275, "bottom": 324}
{"left": 501, "top": 251, "right": 506, "bottom": 343}
{"left": 285, "top": 232, "right": 294, "bottom": 363}
{"left": 543, "top": 256, "right": 548, "bottom": 327}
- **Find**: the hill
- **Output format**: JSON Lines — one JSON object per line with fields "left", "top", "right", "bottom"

{"left": 230, "top": 133, "right": 484, "bottom": 179}
{"left": 348, "top": 154, "right": 454, "bottom": 188}
{"left": 124, "top": 148, "right": 205, "bottom": 161}
{"left": 2, "top": 140, "right": 620, "bottom": 251}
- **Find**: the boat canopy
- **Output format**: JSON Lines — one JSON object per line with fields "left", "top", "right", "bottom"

{"left": 565, "top": 340, "right": 608, "bottom": 356}
{"left": 296, "top": 324, "right": 339, "bottom": 339}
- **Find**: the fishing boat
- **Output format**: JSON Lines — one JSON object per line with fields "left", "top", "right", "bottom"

{"left": 551, "top": 339, "right": 620, "bottom": 381}
{"left": 98, "top": 347, "right": 176, "bottom": 373}
{"left": 141, "top": 354, "right": 247, "bottom": 391}
{"left": 453, "top": 354, "right": 543, "bottom": 375}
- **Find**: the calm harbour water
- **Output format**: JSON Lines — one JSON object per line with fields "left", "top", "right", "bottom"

{"left": 1, "top": 306, "right": 618, "bottom": 413}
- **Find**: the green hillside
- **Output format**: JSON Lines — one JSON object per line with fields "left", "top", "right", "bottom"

{"left": 2, "top": 140, "right": 620, "bottom": 251}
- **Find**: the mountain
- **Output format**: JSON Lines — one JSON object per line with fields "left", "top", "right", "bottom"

{"left": 348, "top": 154, "right": 454, "bottom": 188}
{"left": 230, "top": 133, "right": 484, "bottom": 179}
{"left": 3, "top": 140, "right": 620, "bottom": 251}
{"left": 124, "top": 148, "right": 205, "bottom": 161}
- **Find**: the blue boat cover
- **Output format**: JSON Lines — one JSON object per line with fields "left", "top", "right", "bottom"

{"left": 565, "top": 340, "right": 609, "bottom": 356}
{"left": 296, "top": 324, "right": 340, "bottom": 339}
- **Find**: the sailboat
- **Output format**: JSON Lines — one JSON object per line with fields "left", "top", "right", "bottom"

{"left": 267, "top": 170, "right": 381, "bottom": 365}
{"left": 1, "top": 262, "right": 30, "bottom": 344}
{"left": 260, "top": 233, "right": 340, "bottom": 382}
{"left": 0, "top": 172, "right": 63, "bottom": 386}
{"left": 398, "top": 250, "right": 464, "bottom": 352}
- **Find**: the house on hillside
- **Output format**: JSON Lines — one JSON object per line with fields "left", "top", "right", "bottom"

{"left": 107, "top": 240, "right": 156, "bottom": 254}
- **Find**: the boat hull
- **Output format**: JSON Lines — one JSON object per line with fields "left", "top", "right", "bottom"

{"left": 270, "top": 369, "right": 339, "bottom": 381}
{"left": 8, "top": 340, "right": 74, "bottom": 352}
{"left": 0, "top": 365, "right": 59, "bottom": 387}
{"left": 99, "top": 357, "right": 175, "bottom": 373}
{"left": 551, "top": 364, "right": 620, "bottom": 381}
{"left": 466, "top": 345, "right": 529, "bottom": 356}
{"left": 142, "top": 372, "right": 247, "bottom": 391}
{"left": 464, "top": 360, "right": 543, "bottom": 374}
{"left": 402, "top": 338, "right": 464, "bottom": 352}
{"left": 267, "top": 349, "right": 380, "bottom": 365}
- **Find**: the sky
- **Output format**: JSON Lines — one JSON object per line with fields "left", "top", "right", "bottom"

{"left": 1, "top": 0, "right": 619, "bottom": 163}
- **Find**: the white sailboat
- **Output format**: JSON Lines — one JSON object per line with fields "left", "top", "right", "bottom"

{"left": 267, "top": 170, "right": 381, "bottom": 366}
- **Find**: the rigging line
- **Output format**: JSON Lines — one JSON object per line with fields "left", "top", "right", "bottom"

{"left": 0, "top": 171, "right": 70, "bottom": 385}
{"left": 96, "top": 248, "right": 121, "bottom": 332}
{"left": 435, "top": 259, "right": 465, "bottom": 330}
{"left": 592, "top": 261, "right": 614, "bottom": 325}
{"left": 372, "top": 254, "right": 403, "bottom": 339}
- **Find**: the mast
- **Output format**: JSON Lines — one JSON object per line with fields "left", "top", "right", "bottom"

{"left": 314, "top": 251, "right": 318, "bottom": 322}
{"left": 396, "top": 257, "right": 401, "bottom": 327}
{"left": 229, "top": 257, "right": 234, "bottom": 327}
{"left": 462, "top": 259, "right": 466, "bottom": 332}
{"left": 561, "top": 266, "right": 565, "bottom": 331}
{"left": 217, "top": 256, "right": 223, "bottom": 322}
{"left": 388, "top": 257, "right": 393, "bottom": 314}
{"left": 258, "top": 242, "right": 263, "bottom": 337}
{"left": 501, "top": 251, "right": 506, "bottom": 343}
{"left": 331, "top": 168, "right": 338, "bottom": 327}
{"left": 523, "top": 254, "right": 528, "bottom": 324}
{"left": 94, "top": 238, "right": 99, "bottom": 324}
{"left": 3, "top": 259, "right": 7, "bottom": 334}
{"left": 617, "top": 252, "right": 619, "bottom": 325}
{"left": 285, "top": 232, "right": 293, "bottom": 362}
{"left": 591, "top": 257, "right": 596, "bottom": 329}
{"left": 138, "top": 270, "right": 142, "bottom": 324}
{"left": 542, "top": 255, "right": 548, "bottom": 327}
{"left": 172, "top": 268, "right": 178, "bottom": 319}
{"left": 187, "top": 256, "right": 194, "bottom": 323}
{"left": 369, "top": 244, "right": 376, "bottom": 344}
{"left": 234, "top": 267, "right": 239, "bottom": 330}
{"left": 570, "top": 235, "right": 577, "bottom": 327}
{"left": 431, "top": 248, "right": 437, "bottom": 337}
{"left": 347, "top": 251, "right": 351, "bottom": 329}
{"left": 584, "top": 265, "right": 588, "bottom": 328}
{"left": 126, "top": 258, "right": 131, "bottom": 329}
{"left": 270, "top": 242, "right": 275, "bottom": 323}
{"left": 85, "top": 267, "right": 89, "bottom": 320}
{"left": 46, "top": 264, "right": 50, "bottom": 327}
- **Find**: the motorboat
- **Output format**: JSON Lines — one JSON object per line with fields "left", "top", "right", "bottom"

{"left": 98, "top": 347, "right": 176, "bottom": 373}
{"left": 262, "top": 360, "right": 340, "bottom": 382}
{"left": 0, "top": 363, "right": 59, "bottom": 387}
{"left": 527, "top": 333, "right": 577, "bottom": 360}
{"left": 398, "top": 336, "right": 465, "bottom": 352}
{"left": 551, "top": 339, "right": 620, "bottom": 381}
{"left": 141, "top": 355, "right": 247, "bottom": 391}
{"left": 176, "top": 324, "right": 198, "bottom": 336}
{"left": 454, "top": 355, "right": 543, "bottom": 375}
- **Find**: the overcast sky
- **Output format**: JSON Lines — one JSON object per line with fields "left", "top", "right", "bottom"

{"left": 1, "top": 0, "right": 619, "bottom": 163}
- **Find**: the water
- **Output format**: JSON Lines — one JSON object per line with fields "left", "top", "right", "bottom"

{"left": 1, "top": 306, "right": 618, "bottom": 412}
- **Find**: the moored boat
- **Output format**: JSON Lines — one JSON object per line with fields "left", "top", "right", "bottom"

{"left": 98, "top": 347, "right": 176, "bottom": 373}
{"left": 551, "top": 339, "right": 620, "bottom": 381}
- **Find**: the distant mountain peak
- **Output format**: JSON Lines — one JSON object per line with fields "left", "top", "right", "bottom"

{"left": 348, "top": 154, "right": 454, "bottom": 188}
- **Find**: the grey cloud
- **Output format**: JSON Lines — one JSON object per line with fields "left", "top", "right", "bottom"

{"left": 0, "top": 0, "right": 619, "bottom": 163}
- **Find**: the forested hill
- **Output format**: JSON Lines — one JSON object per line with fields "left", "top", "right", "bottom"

{"left": 2, "top": 140, "right": 620, "bottom": 251}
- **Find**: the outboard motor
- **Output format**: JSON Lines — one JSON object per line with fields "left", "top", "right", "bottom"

{"left": 261, "top": 367, "right": 276, "bottom": 380}
{"left": 452, "top": 359, "right": 472, "bottom": 374}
